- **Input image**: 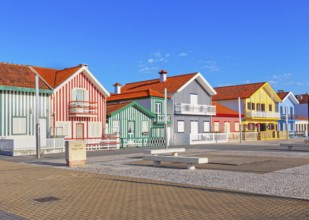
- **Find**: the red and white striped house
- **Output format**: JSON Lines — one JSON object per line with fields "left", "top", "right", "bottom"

{"left": 33, "top": 64, "right": 110, "bottom": 140}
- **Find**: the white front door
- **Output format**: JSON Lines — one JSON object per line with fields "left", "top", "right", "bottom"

{"left": 76, "top": 123, "right": 84, "bottom": 139}
{"left": 39, "top": 119, "right": 47, "bottom": 147}
{"left": 190, "top": 121, "right": 198, "bottom": 134}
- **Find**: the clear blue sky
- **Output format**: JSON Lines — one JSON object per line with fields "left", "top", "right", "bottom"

{"left": 1, "top": 0, "right": 308, "bottom": 94}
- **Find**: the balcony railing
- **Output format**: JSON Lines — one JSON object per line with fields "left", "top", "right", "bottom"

{"left": 69, "top": 101, "right": 97, "bottom": 117}
{"left": 175, "top": 103, "right": 216, "bottom": 115}
{"left": 154, "top": 114, "right": 171, "bottom": 124}
{"left": 246, "top": 111, "right": 280, "bottom": 119}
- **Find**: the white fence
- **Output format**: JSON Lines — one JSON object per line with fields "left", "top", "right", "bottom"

{"left": 228, "top": 132, "right": 259, "bottom": 142}
{"left": 189, "top": 133, "right": 228, "bottom": 145}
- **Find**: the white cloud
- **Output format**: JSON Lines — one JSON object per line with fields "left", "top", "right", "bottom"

{"left": 201, "top": 61, "right": 219, "bottom": 72}
{"left": 178, "top": 52, "right": 188, "bottom": 57}
{"left": 138, "top": 51, "right": 170, "bottom": 73}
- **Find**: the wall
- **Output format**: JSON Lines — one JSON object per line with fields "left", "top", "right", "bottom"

{"left": 211, "top": 116, "right": 240, "bottom": 132}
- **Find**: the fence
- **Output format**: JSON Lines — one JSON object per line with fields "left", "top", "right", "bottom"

{"left": 120, "top": 137, "right": 166, "bottom": 148}
{"left": 259, "top": 131, "right": 287, "bottom": 140}
{"left": 189, "top": 133, "right": 228, "bottom": 145}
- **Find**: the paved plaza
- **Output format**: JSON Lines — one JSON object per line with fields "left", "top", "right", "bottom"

{"left": 0, "top": 139, "right": 309, "bottom": 219}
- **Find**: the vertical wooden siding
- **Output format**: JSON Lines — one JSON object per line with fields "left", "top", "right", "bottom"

{"left": 0, "top": 90, "right": 49, "bottom": 136}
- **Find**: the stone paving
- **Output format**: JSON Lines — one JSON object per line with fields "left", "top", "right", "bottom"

{"left": 0, "top": 160, "right": 309, "bottom": 220}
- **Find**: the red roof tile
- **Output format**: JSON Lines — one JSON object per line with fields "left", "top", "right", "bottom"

{"left": 276, "top": 91, "right": 289, "bottom": 100}
{"left": 213, "top": 102, "right": 242, "bottom": 117}
{"left": 107, "top": 89, "right": 165, "bottom": 102}
{"left": 213, "top": 82, "right": 266, "bottom": 101}
{"left": 106, "top": 102, "right": 131, "bottom": 116}
{"left": 121, "top": 73, "right": 197, "bottom": 94}
{"left": 0, "top": 63, "right": 50, "bottom": 90}
{"left": 295, "top": 94, "right": 309, "bottom": 104}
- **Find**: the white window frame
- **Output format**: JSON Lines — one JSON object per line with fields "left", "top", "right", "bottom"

{"left": 155, "top": 102, "right": 162, "bottom": 114}
{"left": 12, "top": 117, "right": 27, "bottom": 135}
{"left": 203, "top": 121, "right": 210, "bottom": 132}
{"left": 214, "top": 122, "right": 220, "bottom": 132}
{"left": 177, "top": 120, "right": 185, "bottom": 133}
{"left": 142, "top": 121, "right": 149, "bottom": 133}
{"left": 112, "top": 121, "right": 120, "bottom": 134}
{"left": 234, "top": 122, "right": 240, "bottom": 132}
{"left": 190, "top": 94, "right": 198, "bottom": 105}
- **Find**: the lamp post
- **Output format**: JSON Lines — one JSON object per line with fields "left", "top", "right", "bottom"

{"left": 307, "top": 93, "right": 309, "bottom": 140}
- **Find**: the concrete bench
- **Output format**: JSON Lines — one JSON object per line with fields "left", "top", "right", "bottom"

{"left": 143, "top": 155, "right": 208, "bottom": 170}
{"left": 144, "top": 148, "right": 186, "bottom": 156}
{"left": 280, "top": 142, "right": 309, "bottom": 150}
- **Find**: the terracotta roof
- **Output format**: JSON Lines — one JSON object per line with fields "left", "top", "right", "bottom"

{"left": 33, "top": 65, "right": 82, "bottom": 88}
{"left": 121, "top": 73, "right": 198, "bottom": 94}
{"left": 213, "top": 102, "right": 242, "bottom": 117}
{"left": 295, "top": 94, "right": 309, "bottom": 104}
{"left": 0, "top": 63, "right": 50, "bottom": 90}
{"left": 106, "top": 102, "right": 131, "bottom": 116}
{"left": 213, "top": 82, "right": 266, "bottom": 101}
{"left": 107, "top": 89, "right": 166, "bottom": 102}
{"left": 277, "top": 91, "right": 289, "bottom": 100}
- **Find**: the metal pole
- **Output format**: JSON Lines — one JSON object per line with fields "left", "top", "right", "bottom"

{"left": 238, "top": 97, "right": 242, "bottom": 143}
{"left": 164, "top": 88, "right": 168, "bottom": 149}
{"left": 286, "top": 105, "right": 289, "bottom": 140}
{"left": 307, "top": 93, "right": 309, "bottom": 139}
{"left": 35, "top": 74, "right": 41, "bottom": 159}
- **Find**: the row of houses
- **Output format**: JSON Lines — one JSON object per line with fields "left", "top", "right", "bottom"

{"left": 0, "top": 62, "right": 308, "bottom": 155}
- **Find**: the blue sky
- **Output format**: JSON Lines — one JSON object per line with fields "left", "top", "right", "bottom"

{"left": 1, "top": 0, "right": 308, "bottom": 94}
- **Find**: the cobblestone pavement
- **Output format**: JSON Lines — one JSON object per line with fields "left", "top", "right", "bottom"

{"left": 0, "top": 160, "right": 309, "bottom": 220}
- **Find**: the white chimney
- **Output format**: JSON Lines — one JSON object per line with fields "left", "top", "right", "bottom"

{"left": 159, "top": 69, "right": 167, "bottom": 82}
{"left": 113, "top": 82, "right": 122, "bottom": 94}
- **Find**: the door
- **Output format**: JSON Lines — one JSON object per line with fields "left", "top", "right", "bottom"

{"left": 190, "top": 94, "right": 198, "bottom": 105}
{"left": 190, "top": 121, "right": 198, "bottom": 134}
{"left": 76, "top": 123, "right": 84, "bottom": 139}
{"left": 39, "top": 119, "right": 47, "bottom": 147}
{"left": 128, "top": 121, "right": 135, "bottom": 138}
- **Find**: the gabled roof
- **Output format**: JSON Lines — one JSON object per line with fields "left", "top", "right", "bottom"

{"left": 121, "top": 72, "right": 217, "bottom": 96}
{"left": 106, "top": 101, "right": 155, "bottom": 118}
{"left": 213, "top": 82, "right": 281, "bottom": 102}
{"left": 0, "top": 62, "right": 50, "bottom": 90}
{"left": 0, "top": 62, "right": 110, "bottom": 97}
{"left": 107, "top": 89, "right": 165, "bottom": 102}
{"left": 213, "top": 101, "right": 243, "bottom": 117}
{"left": 277, "top": 91, "right": 299, "bottom": 105}
{"left": 213, "top": 82, "right": 265, "bottom": 101}
{"left": 295, "top": 94, "right": 309, "bottom": 104}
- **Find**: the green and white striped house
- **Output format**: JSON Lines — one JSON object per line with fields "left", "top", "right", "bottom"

{"left": 106, "top": 101, "right": 165, "bottom": 147}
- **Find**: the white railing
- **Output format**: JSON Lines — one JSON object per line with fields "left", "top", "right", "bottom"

{"left": 69, "top": 101, "right": 97, "bottom": 116}
{"left": 175, "top": 103, "right": 216, "bottom": 115}
{"left": 228, "top": 132, "right": 258, "bottom": 141}
{"left": 246, "top": 111, "right": 280, "bottom": 119}
{"left": 155, "top": 114, "right": 171, "bottom": 124}
{"left": 189, "top": 133, "right": 228, "bottom": 145}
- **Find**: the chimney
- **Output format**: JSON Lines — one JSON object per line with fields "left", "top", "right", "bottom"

{"left": 158, "top": 69, "right": 167, "bottom": 82}
{"left": 113, "top": 82, "right": 122, "bottom": 94}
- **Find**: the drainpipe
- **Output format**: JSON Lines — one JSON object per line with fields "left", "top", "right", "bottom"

{"left": 35, "top": 74, "right": 41, "bottom": 159}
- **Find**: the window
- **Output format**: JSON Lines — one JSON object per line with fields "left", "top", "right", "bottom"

{"left": 112, "top": 121, "right": 120, "bottom": 134}
{"left": 247, "top": 123, "right": 255, "bottom": 131}
{"left": 190, "top": 94, "right": 198, "bottom": 105}
{"left": 268, "top": 123, "right": 275, "bottom": 130}
{"left": 72, "top": 88, "right": 88, "bottom": 101}
{"left": 155, "top": 102, "right": 162, "bottom": 114}
{"left": 290, "top": 107, "right": 293, "bottom": 115}
{"left": 177, "top": 121, "right": 185, "bottom": 133}
{"left": 261, "top": 104, "right": 265, "bottom": 111}
{"left": 280, "top": 106, "right": 283, "bottom": 114}
{"left": 247, "top": 102, "right": 255, "bottom": 110}
{"left": 234, "top": 122, "right": 240, "bottom": 132}
{"left": 203, "top": 121, "right": 210, "bottom": 132}
{"left": 214, "top": 122, "right": 219, "bottom": 132}
{"left": 12, "top": 117, "right": 26, "bottom": 135}
{"left": 142, "top": 121, "right": 149, "bottom": 134}
{"left": 269, "top": 104, "right": 272, "bottom": 112}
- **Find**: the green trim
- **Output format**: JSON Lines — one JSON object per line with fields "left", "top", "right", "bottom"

{"left": 110, "top": 101, "right": 156, "bottom": 118}
{"left": 0, "top": 86, "right": 52, "bottom": 94}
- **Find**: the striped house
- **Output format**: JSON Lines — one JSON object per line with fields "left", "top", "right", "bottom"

{"left": 106, "top": 101, "right": 165, "bottom": 147}
{"left": 32, "top": 64, "right": 110, "bottom": 140}
{"left": 0, "top": 63, "right": 109, "bottom": 154}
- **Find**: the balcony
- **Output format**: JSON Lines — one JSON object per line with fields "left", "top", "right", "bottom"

{"left": 69, "top": 101, "right": 97, "bottom": 117}
{"left": 246, "top": 111, "right": 280, "bottom": 119}
{"left": 154, "top": 114, "right": 171, "bottom": 124}
{"left": 175, "top": 103, "right": 216, "bottom": 115}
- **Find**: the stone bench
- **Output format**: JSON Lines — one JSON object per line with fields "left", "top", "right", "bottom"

{"left": 280, "top": 142, "right": 309, "bottom": 150}
{"left": 143, "top": 155, "right": 208, "bottom": 170}
{"left": 144, "top": 148, "right": 186, "bottom": 156}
